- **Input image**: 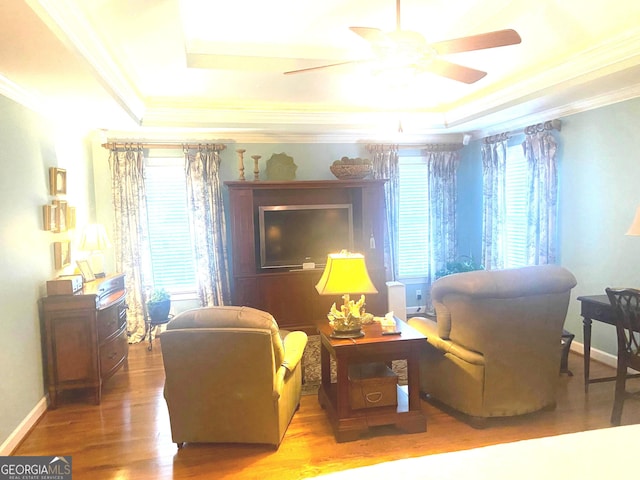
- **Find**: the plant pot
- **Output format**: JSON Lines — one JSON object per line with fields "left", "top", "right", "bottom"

{"left": 147, "top": 299, "right": 171, "bottom": 324}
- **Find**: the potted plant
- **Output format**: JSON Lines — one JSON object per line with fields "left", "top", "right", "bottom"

{"left": 435, "top": 255, "right": 484, "bottom": 279}
{"left": 146, "top": 287, "right": 171, "bottom": 324}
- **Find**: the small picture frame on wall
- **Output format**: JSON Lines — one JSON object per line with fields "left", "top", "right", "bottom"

{"left": 43, "top": 205, "right": 54, "bottom": 231}
{"left": 53, "top": 241, "right": 72, "bottom": 269}
{"left": 77, "top": 259, "right": 95, "bottom": 282}
{"left": 53, "top": 200, "right": 68, "bottom": 232}
{"left": 49, "top": 167, "right": 67, "bottom": 196}
{"left": 67, "top": 206, "right": 76, "bottom": 230}
{"left": 43, "top": 203, "right": 59, "bottom": 232}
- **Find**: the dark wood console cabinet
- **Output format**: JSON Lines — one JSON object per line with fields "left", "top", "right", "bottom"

{"left": 225, "top": 180, "right": 388, "bottom": 332}
{"left": 41, "top": 273, "right": 128, "bottom": 408}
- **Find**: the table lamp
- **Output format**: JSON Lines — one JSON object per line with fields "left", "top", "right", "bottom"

{"left": 626, "top": 206, "right": 640, "bottom": 235}
{"left": 315, "top": 250, "right": 378, "bottom": 338}
{"left": 78, "top": 223, "right": 112, "bottom": 277}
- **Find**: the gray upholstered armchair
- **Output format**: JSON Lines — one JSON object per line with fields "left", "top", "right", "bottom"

{"left": 160, "top": 306, "right": 308, "bottom": 448}
{"left": 408, "top": 265, "right": 577, "bottom": 423}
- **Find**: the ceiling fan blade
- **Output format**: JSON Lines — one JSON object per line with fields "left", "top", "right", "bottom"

{"left": 284, "top": 59, "right": 369, "bottom": 75}
{"left": 349, "top": 27, "right": 386, "bottom": 43}
{"left": 431, "top": 29, "right": 521, "bottom": 55}
{"left": 427, "top": 58, "right": 487, "bottom": 84}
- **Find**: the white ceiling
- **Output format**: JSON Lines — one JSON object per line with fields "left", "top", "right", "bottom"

{"left": 2, "top": 0, "right": 640, "bottom": 143}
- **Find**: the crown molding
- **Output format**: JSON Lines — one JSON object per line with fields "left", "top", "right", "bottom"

{"left": 443, "top": 27, "right": 640, "bottom": 133}
{"left": 0, "top": 74, "right": 43, "bottom": 114}
{"left": 25, "top": 0, "right": 145, "bottom": 125}
{"left": 102, "top": 127, "right": 465, "bottom": 145}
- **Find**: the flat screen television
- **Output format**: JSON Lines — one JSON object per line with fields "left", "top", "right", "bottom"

{"left": 258, "top": 204, "right": 354, "bottom": 269}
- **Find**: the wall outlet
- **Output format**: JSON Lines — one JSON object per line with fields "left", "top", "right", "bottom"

{"left": 416, "top": 289, "right": 422, "bottom": 300}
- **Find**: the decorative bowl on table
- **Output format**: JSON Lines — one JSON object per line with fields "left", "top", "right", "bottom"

{"left": 330, "top": 157, "right": 372, "bottom": 180}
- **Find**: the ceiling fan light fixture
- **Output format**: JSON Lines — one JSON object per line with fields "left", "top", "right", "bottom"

{"left": 282, "top": 0, "right": 521, "bottom": 82}
{"left": 371, "top": 30, "right": 426, "bottom": 64}
{"left": 377, "top": 64, "right": 417, "bottom": 76}
{"left": 385, "top": 30, "right": 427, "bottom": 48}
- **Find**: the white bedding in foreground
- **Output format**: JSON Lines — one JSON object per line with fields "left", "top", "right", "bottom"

{"left": 309, "top": 424, "right": 637, "bottom": 479}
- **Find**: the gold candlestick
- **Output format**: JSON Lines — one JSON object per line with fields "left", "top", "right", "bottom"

{"left": 236, "top": 149, "right": 246, "bottom": 180}
{"left": 251, "top": 155, "right": 261, "bottom": 181}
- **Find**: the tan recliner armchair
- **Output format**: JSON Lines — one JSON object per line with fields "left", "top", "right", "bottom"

{"left": 161, "top": 305, "right": 308, "bottom": 448}
{"left": 408, "top": 265, "right": 577, "bottom": 422}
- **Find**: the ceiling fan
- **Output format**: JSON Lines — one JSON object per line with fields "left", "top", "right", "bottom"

{"left": 284, "top": 0, "right": 521, "bottom": 84}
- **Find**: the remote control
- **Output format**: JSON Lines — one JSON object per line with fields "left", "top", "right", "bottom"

{"left": 382, "top": 331, "right": 401, "bottom": 335}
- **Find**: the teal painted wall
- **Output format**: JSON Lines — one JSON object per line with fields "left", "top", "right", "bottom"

{"left": 560, "top": 97, "right": 640, "bottom": 353}
{"left": 0, "top": 95, "right": 94, "bottom": 449}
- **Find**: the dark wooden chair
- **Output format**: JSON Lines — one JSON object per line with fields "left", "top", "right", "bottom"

{"left": 605, "top": 287, "right": 640, "bottom": 425}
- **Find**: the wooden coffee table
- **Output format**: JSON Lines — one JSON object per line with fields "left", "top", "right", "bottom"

{"left": 317, "top": 318, "right": 427, "bottom": 442}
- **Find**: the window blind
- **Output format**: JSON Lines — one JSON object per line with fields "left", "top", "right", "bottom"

{"left": 145, "top": 160, "right": 197, "bottom": 292}
{"left": 397, "top": 157, "right": 429, "bottom": 279}
{"left": 505, "top": 146, "right": 528, "bottom": 267}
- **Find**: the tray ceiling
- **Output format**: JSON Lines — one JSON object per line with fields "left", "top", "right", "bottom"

{"left": 1, "top": 0, "right": 639, "bottom": 142}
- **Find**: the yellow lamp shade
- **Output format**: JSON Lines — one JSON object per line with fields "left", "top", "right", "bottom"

{"left": 78, "top": 224, "right": 112, "bottom": 251}
{"left": 627, "top": 206, "right": 640, "bottom": 236}
{"left": 315, "top": 251, "right": 378, "bottom": 296}
{"left": 77, "top": 224, "right": 112, "bottom": 277}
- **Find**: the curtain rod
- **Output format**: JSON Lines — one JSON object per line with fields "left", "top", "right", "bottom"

{"left": 400, "top": 143, "right": 464, "bottom": 152}
{"left": 367, "top": 143, "right": 464, "bottom": 151}
{"left": 485, "top": 119, "right": 562, "bottom": 143}
{"left": 101, "top": 142, "right": 227, "bottom": 151}
{"left": 521, "top": 119, "right": 561, "bottom": 134}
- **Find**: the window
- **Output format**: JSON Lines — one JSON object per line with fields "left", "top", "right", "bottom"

{"left": 144, "top": 158, "right": 197, "bottom": 293}
{"left": 504, "top": 144, "right": 528, "bottom": 268}
{"left": 397, "top": 155, "right": 429, "bottom": 279}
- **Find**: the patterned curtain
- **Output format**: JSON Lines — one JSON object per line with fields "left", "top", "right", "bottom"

{"left": 108, "top": 145, "right": 152, "bottom": 343}
{"left": 367, "top": 144, "right": 399, "bottom": 280}
{"left": 426, "top": 147, "right": 460, "bottom": 284}
{"left": 184, "top": 144, "right": 231, "bottom": 306}
{"left": 481, "top": 133, "right": 509, "bottom": 270}
{"left": 523, "top": 124, "right": 559, "bottom": 264}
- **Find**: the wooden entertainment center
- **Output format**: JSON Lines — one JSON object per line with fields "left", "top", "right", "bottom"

{"left": 225, "top": 179, "right": 388, "bottom": 333}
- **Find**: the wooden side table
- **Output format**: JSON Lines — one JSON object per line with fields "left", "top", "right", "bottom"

{"left": 317, "top": 318, "right": 427, "bottom": 442}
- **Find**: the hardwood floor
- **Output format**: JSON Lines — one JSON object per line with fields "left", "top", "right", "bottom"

{"left": 14, "top": 340, "right": 640, "bottom": 479}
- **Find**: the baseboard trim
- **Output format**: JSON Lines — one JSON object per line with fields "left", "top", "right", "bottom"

{"left": 569, "top": 341, "right": 617, "bottom": 369}
{"left": 0, "top": 396, "right": 48, "bottom": 455}
{"left": 406, "top": 306, "right": 429, "bottom": 315}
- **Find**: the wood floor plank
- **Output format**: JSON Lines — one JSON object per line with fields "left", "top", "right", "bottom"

{"left": 13, "top": 340, "right": 640, "bottom": 479}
